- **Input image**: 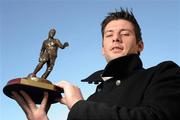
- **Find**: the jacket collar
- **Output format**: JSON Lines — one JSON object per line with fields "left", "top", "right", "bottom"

{"left": 102, "top": 54, "right": 143, "bottom": 79}
{"left": 81, "top": 54, "right": 143, "bottom": 84}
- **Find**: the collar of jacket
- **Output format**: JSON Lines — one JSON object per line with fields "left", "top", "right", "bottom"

{"left": 102, "top": 54, "right": 143, "bottom": 78}
{"left": 81, "top": 54, "right": 143, "bottom": 84}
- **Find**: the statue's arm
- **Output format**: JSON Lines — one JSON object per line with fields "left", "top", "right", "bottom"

{"left": 56, "top": 39, "right": 69, "bottom": 49}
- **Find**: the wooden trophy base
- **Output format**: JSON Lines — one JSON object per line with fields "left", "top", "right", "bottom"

{"left": 3, "top": 77, "right": 63, "bottom": 104}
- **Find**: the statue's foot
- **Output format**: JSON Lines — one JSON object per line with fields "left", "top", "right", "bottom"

{"left": 27, "top": 73, "right": 36, "bottom": 78}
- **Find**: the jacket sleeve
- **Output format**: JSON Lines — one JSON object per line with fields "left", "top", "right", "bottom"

{"left": 142, "top": 61, "right": 180, "bottom": 120}
{"left": 68, "top": 100, "right": 167, "bottom": 120}
{"left": 68, "top": 61, "right": 180, "bottom": 120}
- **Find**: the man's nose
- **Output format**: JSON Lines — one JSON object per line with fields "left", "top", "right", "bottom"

{"left": 112, "top": 34, "right": 122, "bottom": 43}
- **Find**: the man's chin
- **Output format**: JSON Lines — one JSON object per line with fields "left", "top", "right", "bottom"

{"left": 113, "top": 53, "right": 126, "bottom": 58}
{"left": 107, "top": 54, "right": 126, "bottom": 62}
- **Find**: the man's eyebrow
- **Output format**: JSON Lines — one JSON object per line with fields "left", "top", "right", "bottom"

{"left": 104, "top": 29, "right": 133, "bottom": 33}
{"left": 120, "top": 29, "right": 132, "bottom": 32}
{"left": 104, "top": 30, "right": 113, "bottom": 33}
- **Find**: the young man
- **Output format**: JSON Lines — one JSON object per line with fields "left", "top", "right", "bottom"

{"left": 12, "top": 8, "right": 180, "bottom": 120}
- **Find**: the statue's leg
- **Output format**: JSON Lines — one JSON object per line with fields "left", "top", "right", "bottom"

{"left": 28, "top": 61, "right": 46, "bottom": 78}
{"left": 33, "top": 61, "right": 46, "bottom": 75}
{"left": 41, "top": 58, "right": 56, "bottom": 79}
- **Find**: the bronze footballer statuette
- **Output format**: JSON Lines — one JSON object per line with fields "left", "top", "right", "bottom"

{"left": 3, "top": 28, "right": 69, "bottom": 104}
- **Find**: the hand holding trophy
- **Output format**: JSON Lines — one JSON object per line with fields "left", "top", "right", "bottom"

{"left": 3, "top": 28, "right": 69, "bottom": 104}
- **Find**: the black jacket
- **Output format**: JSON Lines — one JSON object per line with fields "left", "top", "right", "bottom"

{"left": 68, "top": 54, "right": 180, "bottom": 120}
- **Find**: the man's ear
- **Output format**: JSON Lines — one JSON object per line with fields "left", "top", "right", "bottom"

{"left": 101, "top": 40, "right": 105, "bottom": 56}
{"left": 137, "top": 41, "right": 144, "bottom": 53}
{"left": 102, "top": 46, "right": 105, "bottom": 56}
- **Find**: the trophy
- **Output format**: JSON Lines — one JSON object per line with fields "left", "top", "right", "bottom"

{"left": 3, "top": 28, "right": 69, "bottom": 104}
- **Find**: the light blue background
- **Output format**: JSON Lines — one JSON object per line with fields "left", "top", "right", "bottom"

{"left": 1, "top": 0, "right": 180, "bottom": 120}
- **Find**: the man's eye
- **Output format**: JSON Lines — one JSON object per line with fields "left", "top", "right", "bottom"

{"left": 121, "top": 33, "right": 130, "bottom": 37}
{"left": 105, "top": 35, "right": 112, "bottom": 38}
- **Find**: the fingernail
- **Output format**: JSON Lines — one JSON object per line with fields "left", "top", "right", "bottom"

{"left": 44, "top": 92, "right": 48, "bottom": 96}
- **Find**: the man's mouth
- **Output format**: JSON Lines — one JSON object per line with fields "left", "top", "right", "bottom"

{"left": 111, "top": 46, "right": 123, "bottom": 53}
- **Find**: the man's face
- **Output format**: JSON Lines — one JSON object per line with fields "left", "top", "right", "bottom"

{"left": 102, "top": 19, "right": 144, "bottom": 62}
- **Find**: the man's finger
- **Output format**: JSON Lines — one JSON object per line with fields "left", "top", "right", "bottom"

{"left": 55, "top": 80, "right": 70, "bottom": 89}
{"left": 20, "top": 91, "right": 37, "bottom": 110}
{"left": 12, "top": 91, "right": 31, "bottom": 115}
{"left": 40, "top": 92, "right": 51, "bottom": 113}
{"left": 59, "top": 97, "right": 66, "bottom": 105}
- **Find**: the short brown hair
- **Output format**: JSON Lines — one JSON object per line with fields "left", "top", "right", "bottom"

{"left": 101, "top": 8, "right": 142, "bottom": 42}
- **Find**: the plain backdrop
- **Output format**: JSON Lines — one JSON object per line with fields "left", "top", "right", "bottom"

{"left": 0, "top": 0, "right": 179, "bottom": 120}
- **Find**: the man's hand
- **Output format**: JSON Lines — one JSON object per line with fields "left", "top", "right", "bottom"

{"left": 56, "top": 81, "right": 84, "bottom": 110}
{"left": 12, "top": 91, "right": 50, "bottom": 120}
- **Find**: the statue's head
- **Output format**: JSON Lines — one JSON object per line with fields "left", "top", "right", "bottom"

{"left": 48, "top": 28, "right": 56, "bottom": 38}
